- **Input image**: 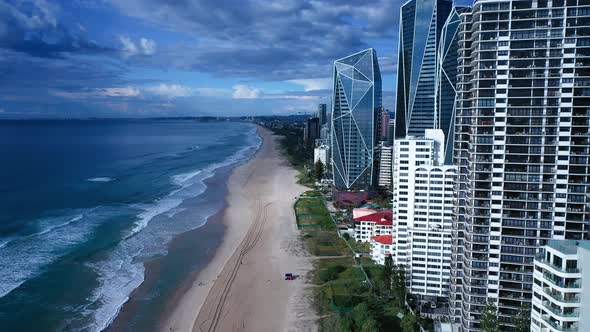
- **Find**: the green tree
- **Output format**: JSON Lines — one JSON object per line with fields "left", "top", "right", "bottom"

{"left": 315, "top": 160, "right": 324, "bottom": 180}
{"left": 514, "top": 304, "right": 531, "bottom": 332}
{"left": 392, "top": 264, "right": 407, "bottom": 309}
{"left": 401, "top": 311, "right": 418, "bottom": 332}
{"left": 380, "top": 255, "right": 394, "bottom": 291}
{"left": 358, "top": 317, "right": 379, "bottom": 332}
{"left": 480, "top": 302, "right": 500, "bottom": 332}
{"left": 339, "top": 315, "right": 354, "bottom": 332}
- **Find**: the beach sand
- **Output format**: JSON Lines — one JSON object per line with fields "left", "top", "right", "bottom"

{"left": 160, "top": 127, "right": 316, "bottom": 332}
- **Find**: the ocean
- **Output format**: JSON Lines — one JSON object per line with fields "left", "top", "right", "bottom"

{"left": 0, "top": 119, "right": 261, "bottom": 331}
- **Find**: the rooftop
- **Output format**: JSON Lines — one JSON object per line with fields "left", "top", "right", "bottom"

{"left": 354, "top": 211, "right": 393, "bottom": 225}
{"left": 371, "top": 235, "right": 393, "bottom": 245}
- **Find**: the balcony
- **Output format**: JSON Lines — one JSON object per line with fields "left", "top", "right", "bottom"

{"left": 542, "top": 301, "right": 580, "bottom": 318}
{"left": 536, "top": 257, "right": 580, "bottom": 274}
{"left": 543, "top": 272, "right": 581, "bottom": 289}
{"left": 543, "top": 287, "right": 580, "bottom": 303}
{"left": 540, "top": 314, "right": 578, "bottom": 332}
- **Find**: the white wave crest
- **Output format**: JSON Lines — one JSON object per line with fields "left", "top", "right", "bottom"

{"left": 87, "top": 177, "right": 115, "bottom": 183}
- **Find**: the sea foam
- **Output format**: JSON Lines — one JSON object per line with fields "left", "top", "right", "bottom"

{"left": 87, "top": 177, "right": 115, "bottom": 183}
{"left": 83, "top": 126, "right": 262, "bottom": 332}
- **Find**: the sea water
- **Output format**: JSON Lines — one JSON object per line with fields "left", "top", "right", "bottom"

{"left": 0, "top": 119, "right": 260, "bottom": 331}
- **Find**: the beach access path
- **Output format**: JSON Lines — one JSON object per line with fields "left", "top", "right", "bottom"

{"left": 160, "top": 126, "right": 316, "bottom": 332}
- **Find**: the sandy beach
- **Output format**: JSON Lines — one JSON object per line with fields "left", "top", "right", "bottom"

{"left": 160, "top": 126, "right": 315, "bottom": 332}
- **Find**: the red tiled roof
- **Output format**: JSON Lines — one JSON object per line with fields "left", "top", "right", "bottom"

{"left": 354, "top": 211, "right": 393, "bottom": 225}
{"left": 371, "top": 235, "right": 393, "bottom": 245}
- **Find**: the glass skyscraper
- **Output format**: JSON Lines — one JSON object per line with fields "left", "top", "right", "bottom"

{"left": 331, "top": 49, "right": 382, "bottom": 190}
{"left": 395, "top": 0, "right": 457, "bottom": 162}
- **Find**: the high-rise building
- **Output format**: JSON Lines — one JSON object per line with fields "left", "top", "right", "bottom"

{"left": 314, "top": 139, "right": 330, "bottom": 167}
{"left": 449, "top": 1, "right": 590, "bottom": 330}
{"left": 331, "top": 48, "right": 382, "bottom": 190}
{"left": 392, "top": 129, "right": 456, "bottom": 297}
{"left": 387, "top": 117, "right": 395, "bottom": 146}
{"left": 394, "top": 0, "right": 460, "bottom": 163}
{"left": 437, "top": 7, "right": 463, "bottom": 164}
{"left": 304, "top": 117, "right": 320, "bottom": 146}
{"left": 378, "top": 108, "right": 390, "bottom": 142}
{"left": 377, "top": 142, "right": 393, "bottom": 188}
{"left": 531, "top": 240, "right": 588, "bottom": 332}
{"left": 394, "top": 0, "right": 453, "bottom": 139}
{"left": 318, "top": 103, "right": 328, "bottom": 125}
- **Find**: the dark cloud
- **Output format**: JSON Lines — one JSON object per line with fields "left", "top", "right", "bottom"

{"left": 0, "top": 1, "right": 112, "bottom": 58}
{"left": 112, "top": 0, "right": 400, "bottom": 80}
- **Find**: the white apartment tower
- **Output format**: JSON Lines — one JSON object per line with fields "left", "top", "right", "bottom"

{"left": 450, "top": 0, "right": 590, "bottom": 330}
{"left": 392, "top": 129, "right": 456, "bottom": 297}
{"left": 531, "top": 240, "right": 590, "bottom": 332}
{"left": 377, "top": 142, "right": 393, "bottom": 188}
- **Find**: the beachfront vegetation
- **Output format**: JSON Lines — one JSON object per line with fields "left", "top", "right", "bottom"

{"left": 295, "top": 197, "right": 334, "bottom": 229}
{"left": 270, "top": 127, "right": 316, "bottom": 187}
{"left": 315, "top": 160, "right": 324, "bottom": 181}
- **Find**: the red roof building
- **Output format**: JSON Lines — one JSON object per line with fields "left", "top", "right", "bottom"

{"left": 354, "top": 211, "right": 394, "bottom": 242}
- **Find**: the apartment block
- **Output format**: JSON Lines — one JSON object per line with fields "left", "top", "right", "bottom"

{"left": 449, "top": 1, "right": 590, "bottom": 330}
{"left": 392, "top": 129, "right": 456, "bottom": 297}
{"left": 531, "top": 240, "right": 590, "bottom": 332}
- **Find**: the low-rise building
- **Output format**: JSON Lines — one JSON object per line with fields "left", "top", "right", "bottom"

{"left": 370, "top": 235, "right": 393, "bottom": 265}
{"left": 353, "top": 211, "right": 393, "bottom": 243}
{"left": 531, "top": 240, "right": 590, "bottom": 332}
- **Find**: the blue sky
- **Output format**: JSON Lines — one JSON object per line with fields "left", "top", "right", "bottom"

{"left": 0, "top": 0, "right": 455, "bottom": 118}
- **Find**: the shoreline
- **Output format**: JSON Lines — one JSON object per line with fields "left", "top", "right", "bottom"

{"left": 160, "top": 126, "right": 314, "bottom": 332}
{"left": 106, "top": 125, "right": 261, "bottom": 332}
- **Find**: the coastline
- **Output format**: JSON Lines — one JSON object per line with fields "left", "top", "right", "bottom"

{"left": 160, "top": 126, "right": 314, "bottom": 332}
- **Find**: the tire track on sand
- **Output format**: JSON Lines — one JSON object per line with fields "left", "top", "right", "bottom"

{"left": 196, "top": 197, "right": 271, "bottom": 332}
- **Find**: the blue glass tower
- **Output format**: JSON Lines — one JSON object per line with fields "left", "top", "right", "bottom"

{"left": 394, "top": 0, "right": 455, "bottom": 151}
{"left": 331, "top": 49, "right": 382, "bottom": 190}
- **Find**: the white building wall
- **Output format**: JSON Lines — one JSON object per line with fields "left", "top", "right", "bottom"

{"left": 314, "top": 144, "right": 329, "bottom": 166}
{"left": 531, "top": 240, "right": 590, "bottom": 332}
{"left": 392, "top": 129, "right": 456, "bottom": 297}
{"left": 378, "top": 143, "right": 393, "bottom": 188}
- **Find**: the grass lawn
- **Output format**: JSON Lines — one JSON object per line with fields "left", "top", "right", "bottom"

{"left": 346, "top": 238, "right": 371, "bottom": 254}
{"left": 295, "top": 197, "right": 334, "bottom": 229}
{"left": 303, "top": 231, "right": 350, "bottom": 257}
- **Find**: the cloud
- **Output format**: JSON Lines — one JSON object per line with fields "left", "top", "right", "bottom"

{"left": 145, "top": 84, "right": 192, "bottom": 98}
{"left": 120, "top": 36, "right": 156, "bottom": 56}
{"left": 99, "top": 87, "right": 141, "bottom": 97}
{"left": 288, "top": 78, "right": 332, "bottom": 92}
{"left": 232, "top": 84, "right": 260, "bottom": 99}
{"left": 109, "top": 0, "right": 398, "bottom": 80}
{"left": 140, "top": 38, "right": 156, "bottom": 55}
{"left": 0, "top": 1, "right": 111, "bottom": 58}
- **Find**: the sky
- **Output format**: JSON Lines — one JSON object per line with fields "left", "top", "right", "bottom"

{"left": 0, "top": 0, "right": 462, "bottom": 118}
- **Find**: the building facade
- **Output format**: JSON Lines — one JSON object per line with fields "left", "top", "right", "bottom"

{"left": 394, "top": 0, "right": 454, "bottom": 141}
{"left": 314, "top": 140, "right": 330, "bottom": 166}
{"left": 318, "top": 103, "right": 328, "bottom": 125}
{"left": 331, "top": 48, "right": 382, "bottom": 190}
{"left": 531, "top": 240, "right": 590, "bottom": 332}
{"left": 392, "top": 129, "right": 456, "bottom": 297}
{"left": 304, "top": 117, "right": 320, "bottom": 146}
{"left": 353, "top": 211, "right": 393, "bottom": 243}
{"left": 377, "top": 142, "right": 393, "bottom": 188}
{"left": 370, "top": 235, "right": 394, "bottom": 265}
{"left": 449, "top": 1, "right": 590, "bottom": 330}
